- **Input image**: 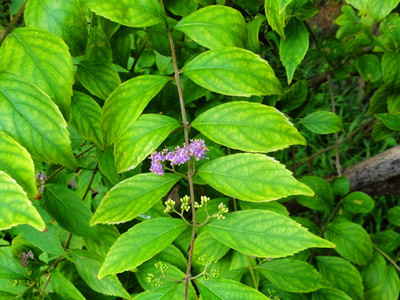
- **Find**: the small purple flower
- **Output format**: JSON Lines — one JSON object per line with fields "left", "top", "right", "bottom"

{"left": 19, "top": 250, "right": 34, "bottom": 267}
{"left": 35, "top": 171, "right": 46, "bottom": 194}
{"left": 150, "top": 152, "right": 166, "bottom": 175}
{"left": 189, "top": 139, "right": 208, "bottom": 160}
{"left": 170, "top": 146, "right": 190, "bottom": 166}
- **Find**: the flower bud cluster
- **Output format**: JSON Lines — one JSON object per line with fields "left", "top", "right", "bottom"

{"left": 194, "top": 196, "right": 210, "bottom": 209}
{"left": 149, "top": 139, "right": 208, "bottom": 175}
{"left": 19, "top": 250, "right": 34, "bottom": 267}
{"left": 214, "top": 203, "right": 229, "bottom": 220}
{"left": 35, "top": 171, "right": 46, "bottom": 194}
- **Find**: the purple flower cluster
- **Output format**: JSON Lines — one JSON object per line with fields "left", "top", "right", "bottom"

{"left": 35, "top": 171, "right": 46, "bottom": 194}
{"left": 19, "top": 250, "right": 34, "bottom": 267}
{"left": 150, "top": 139, "right": 208, "bottom": 175}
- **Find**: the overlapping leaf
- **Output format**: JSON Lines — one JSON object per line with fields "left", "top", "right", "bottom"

{"left": 0, "top": 171, "right": 45, "bottom": 231}
{"left": 24, "top": 0, "right": 88, "bottom": 56}
{"left": 50, "top": 269, "right": 86, "bottom": 300}
{"left": 204, "top": 210, "right": 334, "bottom": 257}
{"left": 90, "top": 173, "right": 180, "bottom": 225}
{"left": 192, "top": 232, "right": 230, "bottom": 265}
{"left": 85, "top": 0, "right": 165, "bottom": 28}
{"left": 198, "top": 153, "right": 313, "bottom": 202}
{"left": 0, "top": 72, "right": 77, "bottom": 170}
{"left": 342, "top": 191, "right": 374, "bottom": 213}
{"left": 0, "top": 247, "right": 30, "bottom": 280}
{"left": 175, "top": 5, "right": 247, "bottom": 49}
{"left": 192, "top": 101, "right": 306, "bottom": 153}
{"left": 300, "top": 111, "right": 343, "bottom": 134}
{"left": 265, "top": 0, "right": 286, "bottom": 37}
{"left": 98, "top": 218, "right": 187, "bottom": 278}
{"left": 101, "top": 75, "right": 170, "bottom": 145}
{"left": 0, "top": 27, "right": 73, "bottom": 117}
{"left": 0, "top": 131, "right": 38, "bottom": 199}
{"left": 115, "top": 114, "right": 180, "bottom": 173}
{"left": 182, "top": 47, "right": 281, "bottom": 96}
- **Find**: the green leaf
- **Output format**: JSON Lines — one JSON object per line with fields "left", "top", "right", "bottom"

{"left": 382, "top": 52, "right": 400, "bottom": 88}
{"left": 342, "top": 191, "right": 375, "bottom": 213}
{"left": 86, "top": 25, "right": 112, "bottom": 62}
{"left": 317, "top": 256, "right": 364, "bottom": 300}
{"left": 331, "top": 177, "right": 350, "bottom": 198}
{"left": 372, "top": 230, "right": 400, "bottom": 252}
{"left": 204, "top": 210, "right": 334, "bottom": 258}
{"left": 366, "top": 0, "right": 400, "bottom": 22}
{"left": 265, "top": 0, "right": 286, "bottom": 37}
{"left": 0, "top": 171, "right": 45, "bottom": 231}
{"left": 192, "top": 102, "right": 306, "bottom": 153}
{"left": 182, "top": 47, "right": 281, "bottom": 97}
{"left": 70, "top": 91, "right": 104, "bottom": 149}
{"left": 77, "top": 60, "right": 121, "bottom": 100}
{"left": 101, "top": 75, "right": 170, "bottom": 145}
{"left": 0, "top": 131, "right": 38, "bottom": 199}
{"left": 198, "top": 153, "right": 313, "bottom": 202}
{"left": 355, "top": 54, "right": 381, "bottom": 82}
{"left": 239, "top": 200, "right": 289, "bottom": 216}
{"left": 296, "top": 176, "right": 334, "bottom": 212}
{"left": 164, "top": 0, "right": 197, "bottom": 17}
{"left": 0, "top": 247, "right": 29, "bottom": 280}
{"left": 0, "top": 71, "right": 77, "bottom": 170}
{"left": 0, "top": 27, "right": 73, "bottom": 117}
{"left": 153, "top": 244, "right": 188, "bottom": 272}
{"left": 361, "top": 252, "right": 400, "bottom": 300}
{"left": 69, "top": 250, "right": 130, "bottom": 298}
{"left": 300, "top": 111, "right": 343, "bottom": 134}
{"left": 258, "top": 258, "right": 329, "bottom": 293}
{"left": 98, "top": 218, "right": 187, "bottom": 278}
{"left": 85, "top": 0, "right": 165, "bottom": 27}
{"left": 91, "top": 173, "right": 180, "bottom": 225}
{"left": 312, "top": 288, "right": 352, "bottom": 300}
{"left": 247, "top": 14, "right": 266, "bottom": 53}
{"left": 192, "top": 232, "right": 230, "bottom": 265}
{"left": 376, "top": 113, "right": 400, "bottom": 130}
{"left": 115, "top": 114, "right": 180, "bottom": 173}
{"left": 325, "top": 220, "right": 373, "bottom": 265}
{"left": 175, "top": 5, "right": 247, "bottom": 49}
{"left": 196, "top": 278, "right": 268, "bottom": 299}
{"left": 50, "top": 269, "right": 86, "bottom": 300}
{"left": 388, "top": 206, "right": 400, "bottom": 226}
{"left": 280, "top": 18, "right": 309, "bottom": 84}
{"left": 43, "top": 184, "right": 97, "bottom": 239}
{"left": 24, "top": 0, "right": 88, "bottom": 56}
{"left": 84, "top": 225, "right": 120, "bottom": 259}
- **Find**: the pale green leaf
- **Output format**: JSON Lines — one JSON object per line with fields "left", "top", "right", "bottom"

{"left": 198, "top": 153, "right": 313, "bottom": 202}
{"left": 280, "top": 18, "right": 309, "bottom": 84}
{"left": 0, "top": 247, "right": 30, "bottom": 280}
{"left": 345, "top": 0, "right": 367, "bottom": 12}
{"left": 192, "top": 232, "right": 230, "bottom": 265}
{"left": 0, "top": 171, "right": 45, "bottom": 231}
{"left": 101, "top": 75, "right": 170, "bottom": 145}
{"left": 342, "top": 191, "right": 375, "bottom": 213}
{"left": 43, "top": 184, "right": 97, "bottom": 239}
{"left": 325, "top": 221, "right": 373, "bottom": 265}
{"left": 259, "top": 258, "right": 329, "bottom": 292}
{"left": 204, "top": 210, "right": 335, "bottom": 258}
{"left": 84, "top": 0, "right": 165, "bottom": 27}
{"left": 192, "top": 101, "right": 306, "bottom": 153}
{"left": 367, "top": 0, "right": 400, "bottom": 22}
{"left": 98, "top": 218, "right": 187, "bottom": 278}
{"left": 91, "top": 173, "right": 180, "bottom": 225}
{"left": 24, "top": 0, "right": 88, "bottom": 56}
{"left": 300, "top": 111, "right": 343, "bottom": 134}
{"left": 70, "top": 91, "right": 104, "bottom": 149}
{"left": 0, "top": 27, "right": 73, "bottom": 117}
{"left": 247, "top": 14, "right": 266, "bottom": 53}
{"left": 182, "top": 47, "right": 281, "bottom": 96}
{"left": 312, "top": 288, "right": 352, "bottom": 300}
{"left": 175, "top": 5, "right": 247, "bottom": 49}
{"left": 196, "top": 278, "right": 268, "bottom": 299}
{"left": 388, "top": 206, "right": 400, "bottom": 226}
{"left": 69, "top": 250, "right": 130, "bottom": 298}
{"left": 164, "top": 0, "right": 197, "bottom": 17}
{"left": 77, "top": 60, "right": 121, "bottom": 100}
{"left": 0, "top": 71, "right": 77, "bottom": 170}
{"left": 50, "top": 269, "right": 86, "bottom": 300}
{"left": 265, "top": 0, "right": 286, "bottom": 37}
{"left": 0, "top": 131, "right": 38, "bottom": 199}
{"left": 279, "top": 0, "right": 295, "bottom": 13}
{"left": 317, "top": 256, "right": 364, "bottom": 300}
{"left": 115, "top": 114, "right": 180, "bottom": 173}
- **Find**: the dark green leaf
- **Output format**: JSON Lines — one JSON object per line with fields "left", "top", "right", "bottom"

{"left": 85, "top": 0, "right": 165, "bottom": 27}
{"left": 0, "top": 171, "right": 45, "bottom": 231}
{"left": 50, "top": 269, "right": 86, "bottom": 300}
{"left": 342, "top": 191, "right": 375, "bottom": 214}
{"left": 24, "top": 0, "right": 88, "bottom": 56}
{"left": 98, "top": 218, "right": 187, "bottom": 278}
{"left": 115, "top": 114, "right": 180, "bottom": 173}
{"left": 375, "top": 113, "right": 400, "bottom": 130}
{"left": 0, "top": 247, "right": 29, "bottom": 280}
{"left": 192, "top": 101, "right": 306, "bottom": 153}
{"left": 101, "top": 75, "right": 170, "bottom": 145}
{"left": 192, "top": 232, "right": 230, "bottom": 265}
{"left": 165, "top": 0, "right": 197, "bottom": 16}
{"left": 91, "top": 173, "right": 180, "bottom": 225}
{"left": 204, "top": 210, "right": 334, "bottom": 257}
{"left": 355, "top": 54, "right": 381, "bottom": 82}
{"left": 183, "top": 47, "right": 282, "bottom": 96}
{"left": 382, "top": 52, "right": 400, "bottom": 88}
{"left": 247, "top": 14, "right": 266, "bottom": 53}
{"left": 198, "top": 153, "right": 313, "bottom": 202}
{"left": 86, "top": 25, "right": 112, "bottom": 62}
{"left": 175, "top": 5, "right": 246, "bottom": 49}
{"left": 300, "top": 111, "right": 343, "bottom": 134}
{"left": 259, "top": 258, "right": 329, "bottom": 293}
{"left": 312, "top": 288, "right": 352, "bottom": 300}
{"left": 388, "top": 206, "right": 400, "bottom": 226}
{"left": 0, "top": 28, "right": 73, "bottom": 117}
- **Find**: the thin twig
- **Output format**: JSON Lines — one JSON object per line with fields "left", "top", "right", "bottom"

{"left": 0, "top": 0, "right": 28, "bottom": 47}
{"left": 246, "top": 256, "right": 258, "bottom": 289}
{"left": 374, "top": 245, "right": 400, "bottom": 272}
{"left": 82, "top": 162, "right": 98, "bottom": 200}
{"left": 130, "top": 35, "right": 148, "bottom": 72}
{"left": 327, "top": 73, "right": 342, "bottom": 176}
